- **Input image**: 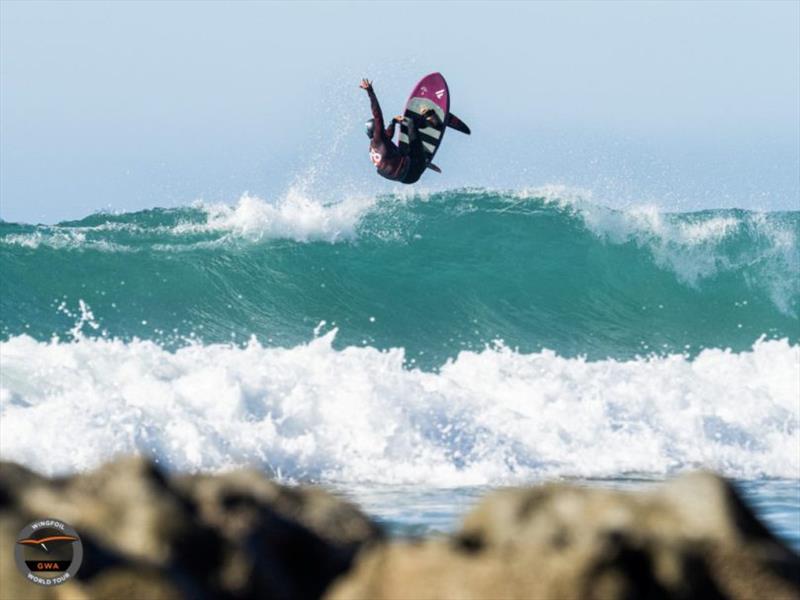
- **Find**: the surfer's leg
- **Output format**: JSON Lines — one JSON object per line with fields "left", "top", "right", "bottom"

{"left": 395, "top": 117, "right": 416, "bottom": 158}
{"left": 401, "top": 131, "right": 427, "bottom": 184}
{"left": 405, "top": 116, "right": 419, "bottom": 142}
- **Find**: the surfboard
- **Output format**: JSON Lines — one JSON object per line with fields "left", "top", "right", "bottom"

{"left": 398, "top": 72, "right": 451, "bottom": 168}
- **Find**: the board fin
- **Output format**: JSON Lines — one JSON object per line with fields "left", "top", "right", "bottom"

{"left": 427, "top": 162, "right": 442, "bottom": 174}
{"left": 446, "top": 113, "right": 471, "bottom": 135}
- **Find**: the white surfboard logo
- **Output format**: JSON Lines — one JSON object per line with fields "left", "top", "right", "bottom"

{"left": 435, "top": 89, "right": 445, "bottom": 99}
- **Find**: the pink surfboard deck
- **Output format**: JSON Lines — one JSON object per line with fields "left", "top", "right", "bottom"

{"left": 398, "top": 72, "right": 450, "bottom": 163}
{"left": 407, "top": 72, "right": 450, "bottom": 115}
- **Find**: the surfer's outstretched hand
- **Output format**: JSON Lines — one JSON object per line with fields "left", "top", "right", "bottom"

{"left": 394, "top": 115, "right": 405, "bottom": 123}
{"left": 359, "top": 78, "right": 372, "bottom": 90}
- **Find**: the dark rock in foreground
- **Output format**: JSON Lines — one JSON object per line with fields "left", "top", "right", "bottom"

{"left": 330, "top": 472, "right": 800, "bottom": 600}
{"left": 0, "top": 459, "right": 797, "bottom": 600}
{"left": 0, "top": 457, "right": 381, "bottom": 600}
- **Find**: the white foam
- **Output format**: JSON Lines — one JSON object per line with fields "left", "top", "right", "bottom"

{"left": 194, "top": 190, "right": 376, "bottom": 243}
{"left": 586, "top": 206, "right": 797, "bottom": 313}
{"left": 506, "top": 187, "right": 799, "bottom": 314}
{"left": 2, "top": 230, "right": 79, "bottom": 249}
{"left": 1, "top": 188, "right": 378, "bottom": 249}
{"left": 1, "top": 332, "right": 797, "bottom": 483}
{"left": 0, "top": 223, "right": 148, "bottom": 251}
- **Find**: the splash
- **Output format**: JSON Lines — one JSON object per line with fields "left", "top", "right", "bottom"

{"left": 1, "top": 331, "right": 797, "bottom": 482}
{"left": 196, "top": 190, "right": 376, "bottom": 243}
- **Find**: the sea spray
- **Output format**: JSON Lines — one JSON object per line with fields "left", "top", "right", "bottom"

{"left": 1, "top": 331, "right": 796, "bottom": 481}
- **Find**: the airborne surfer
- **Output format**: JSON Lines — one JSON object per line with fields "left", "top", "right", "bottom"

{"left": 360, "top": 78, "right": 440, "bottom": 184}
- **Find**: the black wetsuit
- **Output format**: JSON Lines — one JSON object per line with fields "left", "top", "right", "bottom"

{"left": 366, "top": 86, "right": 426, "bottom": 184}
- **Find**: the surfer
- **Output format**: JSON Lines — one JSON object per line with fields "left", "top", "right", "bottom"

{"left": 360, "top": 78, "right": 437, "bottom": 184}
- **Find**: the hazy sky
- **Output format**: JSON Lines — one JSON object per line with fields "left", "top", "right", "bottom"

{"left": 1, "top": 1, "right": 798, "bottom": 222}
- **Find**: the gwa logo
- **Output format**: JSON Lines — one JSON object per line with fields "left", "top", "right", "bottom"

{"left": 369, "top": 148, "right": 382, "bottom": 165}
{"left": 15, "top": 519, "right": 83, "bottom": 587}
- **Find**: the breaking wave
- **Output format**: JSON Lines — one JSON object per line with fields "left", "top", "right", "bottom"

{"left": 1, "top": 332, "right": 797, "bottom": 482}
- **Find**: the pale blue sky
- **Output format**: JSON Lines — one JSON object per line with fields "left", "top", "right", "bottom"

{"left": 1, "top": 1, "right": 798, "bottom": 223}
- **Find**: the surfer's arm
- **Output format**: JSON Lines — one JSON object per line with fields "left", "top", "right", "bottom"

{"left": 365, "top": 86, "right": 385, "bottom": 142}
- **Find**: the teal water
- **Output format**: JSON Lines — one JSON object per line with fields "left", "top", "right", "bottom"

{"left": 1, "top": 190, "right": 798, "bottom": 367}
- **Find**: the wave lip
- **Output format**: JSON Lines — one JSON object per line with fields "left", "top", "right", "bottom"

{"left": 0, "top": 187, "right": 378, "bottom": 248}
{"left": 1, "top": 333, "right": 797, "bottom": 483}
{"left": 196, "top": 190, "right": 377, "bottom": 243}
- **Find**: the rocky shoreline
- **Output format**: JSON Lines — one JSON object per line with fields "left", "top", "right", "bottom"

{"left": 1, "top": 457, "right": 798, "bottom": 599}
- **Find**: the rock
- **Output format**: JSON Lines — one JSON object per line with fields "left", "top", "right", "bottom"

{"left": 173, "top": 469, "right": 382, "bottom": 598}
{"left": 3, "top": 461, "right": 796, "bottom": 600}
{"left": 328, "top": 472, "right": 800, "bottom": 600}
{"left": 0, "top": 458, "right": 381, "bottom": 600}
{"left": 175, "top": 469, "right": 380, "bottom": 548}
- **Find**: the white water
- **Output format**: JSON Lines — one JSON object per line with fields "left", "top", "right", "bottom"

{"left": 0, "top": 189, "right": 378, "bottom": 250}
{"left": 1, "top": 332, "right": 797, "bottom": 482}
{"left": 196, "top": 190, "right": 376, "bottom": 243}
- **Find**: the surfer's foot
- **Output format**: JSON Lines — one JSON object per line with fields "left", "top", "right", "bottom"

{"left": 420, "top": 107, "right": 441, "bottom": 128}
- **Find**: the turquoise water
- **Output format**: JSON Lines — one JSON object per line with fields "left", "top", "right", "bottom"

{"left": 2, "top": 190, "right": 798, "bottom": 365}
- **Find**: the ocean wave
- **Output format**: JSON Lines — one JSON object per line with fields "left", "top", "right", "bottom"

{"left": 2, "top": 186, "right": 796, "bottom": 260}
{"left": 0, "top": 186, "right": 379, "bottom": 249}
{"left": 2, "top": 189, "right": 797, "bottom": 363}
{"left": 1, "top": 332, "right": 797, "bottom": 482}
